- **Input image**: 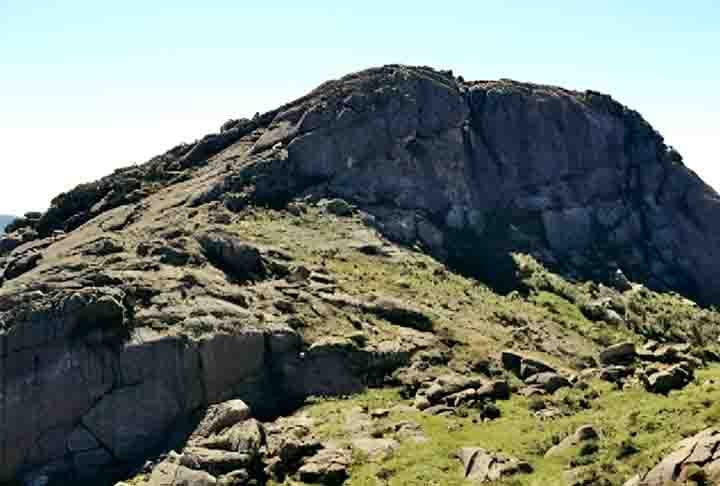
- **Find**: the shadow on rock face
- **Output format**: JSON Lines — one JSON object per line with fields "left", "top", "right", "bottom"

{"left": 444, "top": 216, "right": 526, "bottom": 296}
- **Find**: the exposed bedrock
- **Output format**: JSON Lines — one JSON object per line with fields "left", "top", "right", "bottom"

{"left": 203, "top": 65, "right": 720, "bottom": 304}
{"left": 0, "top": 300, "right": 410, "bottom": 483}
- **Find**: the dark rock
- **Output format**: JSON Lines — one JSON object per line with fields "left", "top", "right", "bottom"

{"left": 0, "top": 234, "right": 23, "bottom": 255}
{"left": 198, "top": 233, "right": 265, "bottom": 280}
{"left": 500, "top": 350, "right": 557, "bottom": 379}
{"left": 422, "top": 374, "right": 484, "bottom": 405}
{"left": 500, "top": 350, "right": 523, "bottom": 375}
{"left": 645, "top": 364, "right": 694, "bottom": 394}
{"left": 609, "top": 268, "right": 633, "bottom": 291}
{"left": 83, "top": 237, "right": 125, "bottom": 256}
{"left": 524, "top": 372, "right": 571, "bottom": 393}
{"left": 2, "top": 251, "right": 42, "bottom": 280}
{"left": 366, "top": 296, "right": 433, "bottom": 332}
{"left": 598, "top": 365, "right": 635, "bottom": 383}
{"left": 599, "top": 342, "right": 636, "bottom": 365}
{"left": 480, "top": 403, "right": 501, "bottom": 420}
{"left": 476, "top": 380, "right": 511, "bottom": 400}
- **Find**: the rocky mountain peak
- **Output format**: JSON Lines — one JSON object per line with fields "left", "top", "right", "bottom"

{"left": 2, "top": 65, "right": 720, "bottom": 485}
{"left": 198, "top": 64, "right": 720, "bottom": 305}
{"left": 21, "top": 64, "right": 720, "bottom": 304}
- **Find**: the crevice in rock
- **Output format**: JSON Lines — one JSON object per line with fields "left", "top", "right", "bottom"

{"left": 465, "top": 88, "right": 504, "bottom": 178}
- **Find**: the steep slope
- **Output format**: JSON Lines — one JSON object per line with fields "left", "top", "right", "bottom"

{"left": 1, "top": 65, "right": 719, "bottom": 486}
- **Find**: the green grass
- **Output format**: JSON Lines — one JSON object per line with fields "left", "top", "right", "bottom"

{"left": 120, "top": 205, "right": 720, "bottom": 486}
{"left": 288, "top": 367, "right": 720, "bottom": 486}
{"left": 218, "top": 206, "right": 720, "bottom": 485}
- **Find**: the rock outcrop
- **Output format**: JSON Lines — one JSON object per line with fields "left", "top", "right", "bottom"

{"left": 2, "top": 64, "right": 720, "bottom": 484}
{"left": 626, "top": 428, "right": 720, "bottom": 485}
{"left": 190, "top": 65, "right": 720, "bottom": 305}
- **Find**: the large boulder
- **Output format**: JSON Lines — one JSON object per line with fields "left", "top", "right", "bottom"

{"left": 149, "top": 455, "right": 218, "bottom": 486}
{"left": 296, "top": 447, "right": 351, "bottom": 485}
{"left": 627, "top": 428, "right": 720, "bottom": 485}
{"left": 500, "top": 350, "right": 556, "bottom": 379}
{"left": 599, "top": 342, "right": 636, "bottom": 365}
{"left": 457, "top": 447, "right": 532, "bottom": 483}
{"left": 524, "top": 372, "right": 572, "bottom": 394}
{"left": 645, "top": 364, "right": 694, "bottom": 394}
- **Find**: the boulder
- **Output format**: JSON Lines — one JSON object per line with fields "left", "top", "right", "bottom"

{"left": 2, "top": 251, "right": 42, "bottom": 280}
{"left": 524, "top": 372, "right": 571, "bottom": 393}
{"left": 609, "top": 268, "right": 633, "bottom": 291}
{"left": 422, "top": 374, "right": 484, "bottom": 404}
{"left": 628, "top": 428, "right": 720, "bottom": 485}
{"left": 599, "top": 342, "right": 636, "bottom": 365}
{"left": 500, "top": 350, "right": 556, "bottom": 378}
{"left": 545, "top": 425, "right": 599, "bottom": 457}
{"left": 457, "top": 447, "right": 532, "bottom": 483}
{"left": 476, "top": 380, "right": 511, "bottom": 400}
{"left": 178, "top": 447, "right": 252, "bottom": 476}
{"left": 351, "top": 437, "right": 399, "bottom": 460}
{"left": 196, "top": 419, "right": 265, "bottom": 457}
{"left": 149, "top": 456, "right": 218, "bottom": 486}
{"left": 191, "top": 400, "right": 252, "bottom": 439}
{"left": 296, "top": 447, "right": 351, "bottom": 485}
{"left": 598, "top": 365, "right": 635, "bottom": 384}
{"left": 645, "top": 364, "right": 693, "bottom": 394}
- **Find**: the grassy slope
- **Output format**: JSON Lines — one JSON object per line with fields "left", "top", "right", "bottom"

{"left": 293, "top": 366, "right": 720, "bottom": 486}
{"left": 124, "top": 204, "right": 720, "bottom": 485}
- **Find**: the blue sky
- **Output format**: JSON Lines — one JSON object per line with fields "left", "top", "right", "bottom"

{"left": 1, "top": 1, "right": 718, "bottom": 215}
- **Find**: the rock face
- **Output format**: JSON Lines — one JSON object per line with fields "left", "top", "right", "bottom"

{"left": 188, "top": 65, "right": 720, "bottom": 305}
{"left": 12, "top": 66, "right": 720, "bottom": 304}
{"left": 0, "top": 266, "right": 427, "bottom": 483}
{"left": 2, "top": 64, "right": 720, "bottom": 484}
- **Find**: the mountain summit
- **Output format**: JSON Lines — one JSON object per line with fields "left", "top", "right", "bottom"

{"left": 2, "top": 65, "right": 720, "bottom": 485}
{"left": 18, "top": 64, "right": 720, "bottom": 305}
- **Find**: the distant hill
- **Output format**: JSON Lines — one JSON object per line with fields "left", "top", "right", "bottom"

{"left": 0, "top": 215, "right": 16, "bottom": 233}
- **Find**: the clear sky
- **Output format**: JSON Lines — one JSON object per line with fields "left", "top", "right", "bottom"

{"left": 1, "top": 1, "right": 718, "bottom": 216}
